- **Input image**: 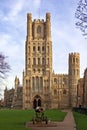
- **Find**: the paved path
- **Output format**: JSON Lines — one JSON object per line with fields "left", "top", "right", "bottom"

{"left": 27, "top": 110, "right": 76, "bottom": 130}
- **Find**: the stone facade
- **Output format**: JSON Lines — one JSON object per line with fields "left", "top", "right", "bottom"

{"left": 23, "top": 13, "right": 52, "bottom": 109}
{"left": 76, "top": 68, "right": 87, "bottom": 107}
{"left": 12, "top": 76, "right": 23, "bottom": 109}
{"left": 22, "top": 13, "right": 80, "bottom": 109}
{"left": 4, "top": 87, "right": 14, "bottom": 108}
{"left": 68, "top": 53, "right": 80, "bottom": 107}
{"left": 77, "top": 78, "right": 84, "bottom": 107}
{"left": 0, "top": 99, "right": 4, "bottom": 108}
{"left": 4, "top": 77, "right": 23, "bottom": 109}
{"left": 83, "top": 68, "right": 87, "bottom": 107}
{"left": 4, "top": 12, "right": 87, "bottom": 109}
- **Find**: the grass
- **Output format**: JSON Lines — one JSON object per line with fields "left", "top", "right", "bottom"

{"left": 44, "top": 109, "right": 67, "bottom": 121}
{"left": 73, "top": 112, "right": 87, "bottom": 130}
{"left": 0, "top": 109, "right": 66, "bottom": 130}
{"left": 0, "top": 109, "right": 34, "bottom": 130}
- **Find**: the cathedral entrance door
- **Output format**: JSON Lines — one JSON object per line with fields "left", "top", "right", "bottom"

{"left": 33, "top": 95, "right": 41, "bottom": 109}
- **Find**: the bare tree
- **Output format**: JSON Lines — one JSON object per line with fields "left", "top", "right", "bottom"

{"left": 0, "top": 53, "right": 10, "bottom": 79}
{"left": 75, "top": 0, "right": 87, "bottom": 36}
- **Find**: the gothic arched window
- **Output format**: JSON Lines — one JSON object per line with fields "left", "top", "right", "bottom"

{"left": 42, "top": 58, "right": 45, "bottom": 65}
{"left": 54, "top": 89, "right": 57, "bottom": 95}
{"left": 63, "top": 89, "right": 67, "bottom": 94}
{"left": 37, "top": 25, "right": 41, "bottom": 34}
{"left": 54, "top": 78, "right": 57, "bottom": 83}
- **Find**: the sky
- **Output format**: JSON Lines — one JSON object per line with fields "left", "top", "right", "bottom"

{"left": 0, "top": 0, "right": 87, "bottom": 98}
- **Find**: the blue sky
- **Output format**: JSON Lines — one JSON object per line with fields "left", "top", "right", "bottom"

{"left": 0, "top": 0, "right": 87, "bottom": 96}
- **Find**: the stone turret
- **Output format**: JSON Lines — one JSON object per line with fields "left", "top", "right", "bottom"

{"left": 15, "top": 76, "right": 20, "bottom": 91}
{"left": 68, "top": 52, "right": 80, "bottom": 107}
{"left": 27, "top": 13, "right": 32, "bottom": 40}
{"left": 46, "top": 13, "right": 51, "bottom": 41}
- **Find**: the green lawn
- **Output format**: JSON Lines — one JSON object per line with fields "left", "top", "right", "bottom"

{"left": 44, "top": 109, "right": 67, "bottom": 121}
{"left": 0, "top": 109, "right": 66, "bottom": 130}
{"left": 0, "top": 109, "right": 34, "bottom": 130}
{"left": 73, "top": 112, "right": 87, "bottom": 130}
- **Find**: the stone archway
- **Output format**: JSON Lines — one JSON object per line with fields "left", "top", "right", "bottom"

{"left": 38, "top": 99, "right": 41, "bottom": 106}
{"left": 33, "top": 95, "right": 41, "bottom": 109}
{"left": 33, "top": 99, "right": 37, "bottom": 109}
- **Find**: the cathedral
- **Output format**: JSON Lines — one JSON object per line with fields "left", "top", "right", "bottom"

{"left": 4, "top": 13, "right": 82, "bottom": 109}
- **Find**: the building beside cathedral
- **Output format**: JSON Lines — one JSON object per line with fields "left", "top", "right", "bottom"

{"left": 83, "top": 68, "right": 87, "bottom": 107}
{"left": 4, "top": 87, "right": 14, "bottom": 108}
{"left": 4, "top": 13, "right": 87, "bottom": 109}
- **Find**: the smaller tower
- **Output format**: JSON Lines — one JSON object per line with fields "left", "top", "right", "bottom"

{"left": 4, "top": 86, "right": 8, "bottom": 107}
{"left": 12, "top": 76, "right": 21, "bottom": 109}
{"left": 68, "top": 53, "right": 80, "bottom": 107}
{"left": 15, "top": 76, "right": 20, "bottom": 91}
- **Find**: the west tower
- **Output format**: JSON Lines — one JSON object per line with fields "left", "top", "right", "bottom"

{"left": 23, "top": 13, "right": 52, "bottom": 109}
{"left": 4, "top": 13, "right": 82, "bottom": 109}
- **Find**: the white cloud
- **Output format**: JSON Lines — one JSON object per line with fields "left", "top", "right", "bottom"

{"left": 0, "top": 34, "right": 11, "bottom": 48}
{"left": 0, "top": 0, "right": 26, "bottom": 22}
{"left": 0, "top": 32, "right": 25, "bottom": 88}
{"left": 33, "top": 0, "right": 41, "bottom": 8}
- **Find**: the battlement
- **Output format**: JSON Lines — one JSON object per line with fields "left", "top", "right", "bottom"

{"left": 33, "top": 19, "right": 44, "bottom": 23}
{"left": 69, "top": 52, "right": 80, "bottom": 57}
{"left": 27, "top": 13, "right": 32, "bottom": 16}
{"left": 52, "top": 73, "right": 68, "bottom": 77}
{"left": 27, "top": 13, "right": 32, "bottom": 20}
{"left": 27, "top": 13, "right": 51, "bottom": 23}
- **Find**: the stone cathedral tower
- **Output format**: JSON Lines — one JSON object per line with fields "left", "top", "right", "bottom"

{"left": 4, "top": 13, "right": 82, "bottom": 109}
{"left": 68, "top": 53, "right": 80, "bottom": 107}
{"left": 23, "top": 13, "right": 52, "bottom": 109}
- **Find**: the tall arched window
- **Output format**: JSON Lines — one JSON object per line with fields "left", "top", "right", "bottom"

{"left": 32, "top": 77, "right": 35, "bottom": 91}
{"left": 54, "top": 78, "right": 57, "bottom": 83}
{"left": 38, "top": 58, "right": 40, "bottom": 65}
{"left": 42, "top": 58, "right": 45, "bottom": 65}
{"left": 36, "top": 77, "right": 39, "bottom": 92}
{"left": 33, "top": 58, "right": 36, "bottom": 65}
{"left": 63, "top": 89, "right": 67, "bottom": 94}
{"left": 54, "top": 89, "right": 57, "bottom": 95}
{"left": 37, "top": 25, "right": 41, "bottom": 33}
{"left": 47, "top": 58, "right": 49, "bottom": 65}
{"left": 40, "top": 77, "right": 43, "bottom": 92}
